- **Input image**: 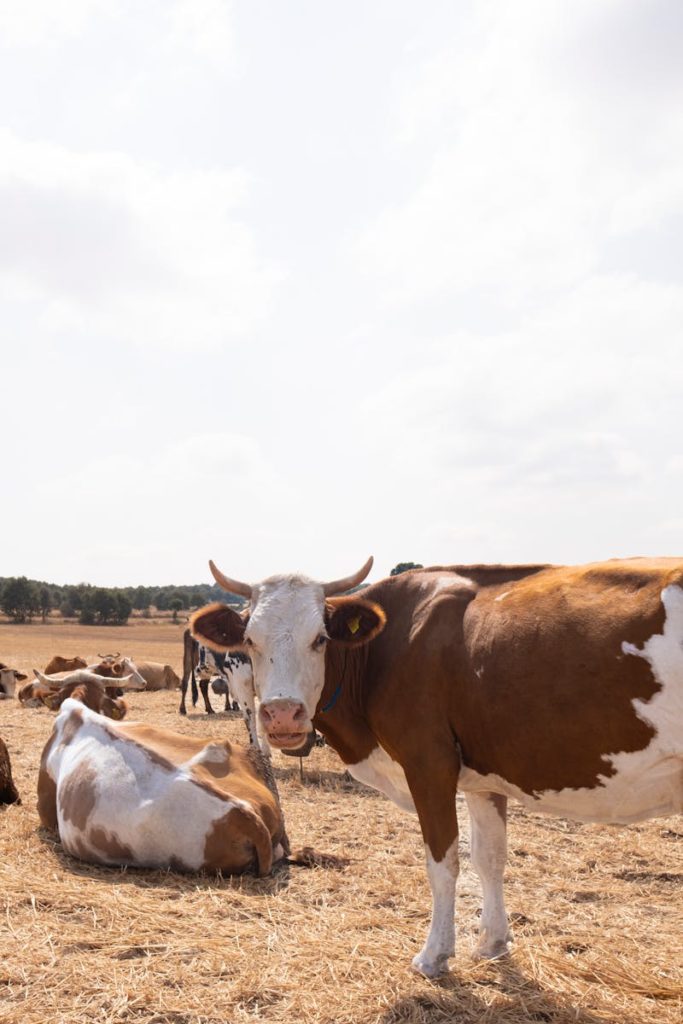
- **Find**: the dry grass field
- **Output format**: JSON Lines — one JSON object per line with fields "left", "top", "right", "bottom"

{"left": 1, "top": 621, "right": 681, "bottom": 1024}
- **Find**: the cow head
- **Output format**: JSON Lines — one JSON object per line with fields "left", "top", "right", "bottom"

{"left": 89, "top": 658, "right": 147, "bottom": 690}
{"left": 0, "top": 667, "right": 27, "bottom": 698}
{"left": 191, "top": 557, "right": 385, "bottom": 750}
{"left": 41, "top": 680, "right": 129, "bottom": 719}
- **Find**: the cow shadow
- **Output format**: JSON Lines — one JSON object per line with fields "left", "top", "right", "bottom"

{"left": 179, "top": 710, "right": 241, "bottom": 722}
{"left": 37, "top": 826, "right": 296, "bottom": 896}
{"left": 274, "top": 763, "right": 382, "bottom": 797}
{"left": 382, "top": 958, "right": 633, "bottom": 1024}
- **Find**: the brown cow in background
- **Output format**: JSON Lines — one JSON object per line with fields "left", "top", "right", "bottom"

{"left": 44, "top": 655, "right": 88, "bottom": 675}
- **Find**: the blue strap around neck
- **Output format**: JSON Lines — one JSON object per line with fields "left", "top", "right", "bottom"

{"left": 320, "top": 682, "right": 342, "bottom": 713}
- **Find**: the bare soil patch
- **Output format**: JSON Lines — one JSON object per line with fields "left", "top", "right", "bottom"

{"left": 1, "top": 623, "right": 681, "bottom": 1023}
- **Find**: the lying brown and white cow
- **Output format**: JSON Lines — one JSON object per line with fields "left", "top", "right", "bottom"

{"left": 190, "top": 555, "right": 683, "bottom": 977}
{"left": 44, "top": 655, "right": 87, "bottom": 675}
{"left": 91, "top": 655, "right": 179, "bottom": 692}
{"left": 21, "top": 668, "right": 146, "bottom": 716}
{"left": 0, "top": 736, "right": 21, "bottom": 804}
{"left": 37, "top": 699, "right": 288, "bottom": 874}
{"left": 37, "top": 673, "right": 135, "bottom": 719}
{"left": 133, "top": 661, "right": 181, "bottom": 691}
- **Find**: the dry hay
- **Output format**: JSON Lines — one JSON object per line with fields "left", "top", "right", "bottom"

{"left": 1, "top": 622, "right": 681, "bottom": 1024}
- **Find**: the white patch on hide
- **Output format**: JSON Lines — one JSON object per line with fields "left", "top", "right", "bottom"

{"left": 348, "top": 745, "right": 416, "bottom": 813}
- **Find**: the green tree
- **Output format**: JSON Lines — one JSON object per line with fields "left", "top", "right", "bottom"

{"left": 169, "top": 597, "right": 184, "bottom": 623}
{"left": 93, "top": 589, "right": 117, "bottom": 625}
{"left": 132, "top": 586, "right": 151, "bottom": 611}
{"left": 39, "top": 586, "right": 52, "bottom": 623}
{"left": 390, "top": 562, "right": 423, "bottom": 576}
{"left": 114, "top": 594, "right": 132, "bottom": 625}
{"left": 152, "top": 589, "right": 170, "bottom": 611}
{"left": 79, "top": 594, "right": 96, "bottom": 625}
{"left": 1, "top": 577, "right": 39, "bottom": 623}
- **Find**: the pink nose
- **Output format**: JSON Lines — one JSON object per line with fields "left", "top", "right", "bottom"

{"left": 260, "top": 700, "right": 307, "bottom": 733}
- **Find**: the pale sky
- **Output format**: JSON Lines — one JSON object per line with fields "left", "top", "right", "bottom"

{"left": 2, "top": 0, "right": 682, "bottom": 587}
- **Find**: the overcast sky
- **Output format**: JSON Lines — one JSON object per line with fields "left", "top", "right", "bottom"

{"left": 2, "top": 0, "right": 682, "bottom": 588}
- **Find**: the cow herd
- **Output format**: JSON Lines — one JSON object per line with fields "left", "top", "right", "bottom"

{"left": 2, "top": 554, "right": 682, "bottom": 977}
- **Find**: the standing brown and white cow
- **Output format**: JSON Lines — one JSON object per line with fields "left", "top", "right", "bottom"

{"left": 190, "top": 556, "right": 683, "bottom": 977}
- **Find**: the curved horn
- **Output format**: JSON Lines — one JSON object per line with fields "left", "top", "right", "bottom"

{"left": 322, "top": 556, "right": 374, "bottom": 596}
{"left": 209, "top": 560, "right": 253, "bottom": 598}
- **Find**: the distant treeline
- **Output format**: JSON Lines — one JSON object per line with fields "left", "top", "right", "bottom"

{"left": 0, "top": 576, "right": 245, "bottom": 626}
{"left": 0, "top": 562, "right": 423, "bottom": 626}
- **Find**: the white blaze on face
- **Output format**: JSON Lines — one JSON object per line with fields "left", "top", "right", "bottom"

{"left": 246, "top": 575, "right": 328, "bottom": 725}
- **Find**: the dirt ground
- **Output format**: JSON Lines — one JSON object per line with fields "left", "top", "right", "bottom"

{"left": 1, "top": 622, "right": 681, "bottom": 1024}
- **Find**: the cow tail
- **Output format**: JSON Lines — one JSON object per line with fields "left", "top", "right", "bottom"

{"left": 191, "top": 664, "right": 198, "bottom": 707}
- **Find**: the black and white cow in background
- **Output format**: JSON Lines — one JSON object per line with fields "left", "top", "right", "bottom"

{"left": 179, "top": 628, "right": 268, "bottom": 754}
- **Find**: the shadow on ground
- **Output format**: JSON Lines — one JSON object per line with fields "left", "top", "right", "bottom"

{"left": 383, "top": 958, "right": 638, "bottom": 1024}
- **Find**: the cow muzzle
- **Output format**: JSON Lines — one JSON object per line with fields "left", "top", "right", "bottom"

{"left": 259, "top": 699, "right": 310, "bottom": 749}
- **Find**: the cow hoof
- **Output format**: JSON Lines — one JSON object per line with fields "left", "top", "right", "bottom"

{"left": 179, "top": 708, "right": 187, "bottom": 716}
{"left": 472, "top": 940, "right": 510, "bottom": 961}
{"left": 411, "top": 951, "right": 450, "bottom": 979}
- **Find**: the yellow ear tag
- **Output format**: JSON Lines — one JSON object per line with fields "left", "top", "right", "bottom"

{"left": 348, "top": 615, "right": 361, "bottom": 635}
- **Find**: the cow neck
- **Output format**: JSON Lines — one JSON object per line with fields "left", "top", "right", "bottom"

{"left": 314, "top": 641, "right": 376, "bottom": 764}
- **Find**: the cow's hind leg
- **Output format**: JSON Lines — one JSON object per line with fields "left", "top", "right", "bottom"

{"left": 199, "top": 678, "right": 215, "bottom": 714}
{"left": 465, "top": 792, "right": 511, "bottom": 959}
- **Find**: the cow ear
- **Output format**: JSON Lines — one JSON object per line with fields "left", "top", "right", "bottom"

{"left": 190, "top": 602, "right": 248, "bottom": 653}
{"left": 325, "top": 597, "right": 386, "bottom": 647}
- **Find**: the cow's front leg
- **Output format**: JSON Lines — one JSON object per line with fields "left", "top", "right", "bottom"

{"left": 465, "top": 792, "right": 511, "bottom": 959}
{"left": 406, "top": 760, "right": 460, "bottom": 978}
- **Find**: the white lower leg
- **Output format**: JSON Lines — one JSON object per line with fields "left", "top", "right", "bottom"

{"left": 465, "top": 792, "right": 510, "bottom": 958}
{"left": 412, "top": 839, "right": 459, "bottom": 978}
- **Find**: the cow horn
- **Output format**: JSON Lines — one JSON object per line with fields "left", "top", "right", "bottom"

{"left": 209, "top": 560, "right": 253, "bottom": 598}
{"left": 322, "top": 556, "right": 374, "bottom": 596}
{"left": 113, "top": 674, "right": 138, "bottom": 690}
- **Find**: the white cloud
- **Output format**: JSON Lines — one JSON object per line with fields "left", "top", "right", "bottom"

{"left": 164, "top": 0, "right": 236, "bottom": 67}
{"left": 0, "top": 0, "right": 236, "bottom": 67}
{"left": 357, "top": 0, "right": 683, "bottom": 311}
{"left": 0, "top": 130, "right": 283, "bottom": 350}
{"left": 14, "top": 432, "right": 304, "bottom": 585}
{"left": 2, "top": 1, "right": 682, "bottom": 584}
{"left": 0, "top": 0, "right": 114, "bottom": 46}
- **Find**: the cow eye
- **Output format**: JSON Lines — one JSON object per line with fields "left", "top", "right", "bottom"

{"left": 312, "top": 634, "right": 327, "bottom": 650}
{"left": 244, "top": 637, "right": 254, "bottom": 648}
